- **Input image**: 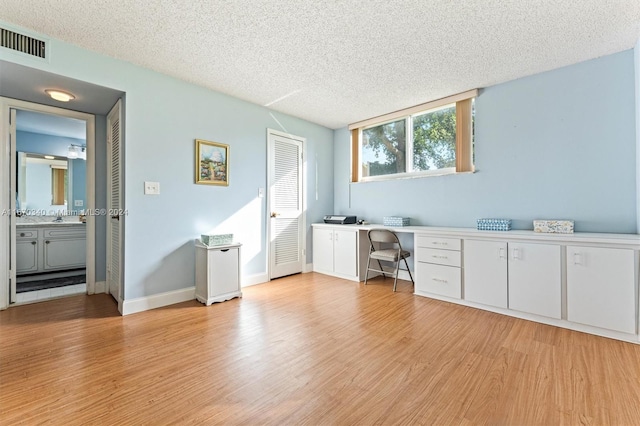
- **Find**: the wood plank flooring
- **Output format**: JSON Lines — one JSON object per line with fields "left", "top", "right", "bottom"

{"left": 2, "top": 272, "right": 640, "bottom": 425}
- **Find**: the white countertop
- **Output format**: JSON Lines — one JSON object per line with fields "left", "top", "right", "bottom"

{"left": 312, "top": 223, "right": 640, "bottom": 247}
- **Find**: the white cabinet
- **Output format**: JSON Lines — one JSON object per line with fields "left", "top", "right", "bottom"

{"left": 464, "top": 240, "right": 561, "bottom": 317}
{"left": 567, "top": 246, "right": 636, "bottom": 334}
{"left": 312, "top": 227, "right": 359, "bottom": 279}
{"left": 508, "top": 243, "right": 561, "bottom": 319}
{"left": 16, "top": 229, "right": 38, "bottom": 274}
{"left": 195, "top": 241, "right": 242, "bottom": 306}
{"left": 43, "top": 228, "right": 87, "bottom": 271}
{"left": 415, "top": 235, "right": 462, "bottom": 299}
{"left": 16, "top": 225, "right": 86, "bottom": 275}
{"left": 463, "top": 240, "right": 508, "bottom": 308}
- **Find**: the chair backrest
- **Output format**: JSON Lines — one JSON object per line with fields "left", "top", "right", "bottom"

{"left": 368, "top": 229, "right": 401, "bottom": 248}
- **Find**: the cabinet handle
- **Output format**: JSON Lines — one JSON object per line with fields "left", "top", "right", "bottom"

{"left": 20, "top": 232, "right": 25, "bottom": 237}
{"left": 335, "top": 233, "right": 339, "bottom": 241}
{"left": 45, "top": 240, "right": 50, "bottom": 244}
{"left": 431, "top": 241, "right": 447, "bottom": 246}
{"left": 512, "top": 248, "right": 520, "bottom": 260}
{"left": 220, "top": 249, "right": 229, "bottom": 252}
{"left": 31, "top": 241, "right": 36, "bottom": 245}
{"left": 431, "top": 255, "right": 448, "bottom": 259}
{"left": 498, "top": 247, "right": 506, "bottom": 260}
{"left": 432, "top": 278, "right": 448, "bottom": 284}
{"left": 573, "top": 252, "right": 582, "bottom": 265}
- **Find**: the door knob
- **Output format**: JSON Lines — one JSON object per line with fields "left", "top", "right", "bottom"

{"left": 270, "top": 212, "right": 280, "bottom": 218}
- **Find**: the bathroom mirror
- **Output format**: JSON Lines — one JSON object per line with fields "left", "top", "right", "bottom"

{"left": 17, "top": 152, "right": 75, "bottom": 213}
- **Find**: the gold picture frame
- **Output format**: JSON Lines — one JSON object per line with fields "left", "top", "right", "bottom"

{"left": 195, "top": 139, "right": 229, "bottom": 186}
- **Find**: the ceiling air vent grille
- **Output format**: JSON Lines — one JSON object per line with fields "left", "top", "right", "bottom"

{"left": 1, "top": 27, "right": 46, "bottom": 59}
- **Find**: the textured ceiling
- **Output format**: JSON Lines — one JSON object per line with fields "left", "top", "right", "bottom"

{"left": 1, "top": 1, "right": 639, "bottom": 129}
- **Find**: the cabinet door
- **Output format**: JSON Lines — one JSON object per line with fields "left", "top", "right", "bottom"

{"left": 463, "top": 240, "right": 508, "bottom": 308}
{"left": 209, "top": 248, "right": 240, "bottom": 296}
{"left": 16, "top": 239, "right": 38, "bottom": 273}
{"left": 334, "top": 230, "right": 357, "bottom": 277}
{"left": 312, "top": 228, "right": 334, "bottom": 273}
{"left": 508, "top": 243, "right": 561, "bottom": 319}
{"left": 567, "top": 246, "right": 636, "bottom": 334}
{"left": 44, "top": 238, "right": 86, "bottom": 270}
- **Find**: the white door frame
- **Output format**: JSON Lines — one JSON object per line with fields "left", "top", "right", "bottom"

{"left": 266, "top": 128, "right": 307, "bottom": 280}
{"left": 0, "top": 97, "right": 96, "bottom": 309}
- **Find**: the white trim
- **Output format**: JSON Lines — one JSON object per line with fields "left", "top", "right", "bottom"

{"left": 94, "top": 280, "right": 106, "bottom": 294}
{"left": 348, "top": 89, "right": 478, "bottom": 130}
{"left": 121, "top": 287, "right": 195, "bottom": 316}
{"left": 0, "top": 97, "right": 95, "bottom": 309}
{"left": 242, "top": 272, "right": 269, "bottom": 287}
{"left": 304, "top": 263, "right": 313, "bottom": 273}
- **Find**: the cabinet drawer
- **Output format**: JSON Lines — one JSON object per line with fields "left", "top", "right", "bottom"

{"left": 16, "top": 229, "right": 37, "bottom": 239}
{"left": 416, "top": 235, "right": 461, "bottom": 251}
{"left": 415, "top": 262, "right": 461, "bottom": 299}
{"left": 415, "top": 247, "right": 461, "bottom": 267}
{"left": 43, "top": 227, "right": 86, "bottom": 239}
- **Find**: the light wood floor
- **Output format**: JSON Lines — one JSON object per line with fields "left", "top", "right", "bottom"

{"left": 2, "top": 273, "right": 640, "bottom": 425}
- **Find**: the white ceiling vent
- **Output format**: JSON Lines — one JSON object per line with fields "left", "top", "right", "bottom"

{"left": 1, "top": 27, "right": 46, "bottom": 59}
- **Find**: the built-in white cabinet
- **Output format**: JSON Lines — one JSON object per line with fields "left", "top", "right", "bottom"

{"left": 195, "top": 241, "right": 242, "bottom": 306}
{"left": 415, "top": 236, "right": 462, "bottom": 299}
{"left": 507, "top": 243, "right": 561, "bottom": 319}
{"left": 463, "top": 240, "right": 508, "bottom": 308}
{"left": 16, "top": 225, "right": 86, "bottom": 275}
{"left": 567, "top": 246, "right": 636, "bottom": 334}
{"left": 464, "top": 240, "right": 561, "bottom": 317}
{"left": 312, "top": 227, "right": 359, "bottom": 279}
{"left": 16, "top": 229, "right": 38, "bottom": 274}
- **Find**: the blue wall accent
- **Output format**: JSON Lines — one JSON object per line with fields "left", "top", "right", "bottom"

{"left": 1, "top": 21, "right": 335, "bottom": 299}
{"left": 335, "top": 50, "right": 637, "bottom": 234}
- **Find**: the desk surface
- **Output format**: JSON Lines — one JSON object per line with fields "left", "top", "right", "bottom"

{"left": 312, "top": 223, "right": 640, "bottom": 247}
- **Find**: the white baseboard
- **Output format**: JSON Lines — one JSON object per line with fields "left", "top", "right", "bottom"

{"left": 242, "top": 272, "right": 269, "bottom": 287}
{"left": 122, "top": 286, "right": 195, "bottom": 316}
{"left": 303, "top": 263, "right": 313, "bottom": 273}
{"left": 95, "top": 281, "right": 106, "bottom": 294}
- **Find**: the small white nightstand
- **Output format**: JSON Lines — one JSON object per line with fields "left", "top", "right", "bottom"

{"left": 195, "top": 240, "right": 242, "bottom": 305}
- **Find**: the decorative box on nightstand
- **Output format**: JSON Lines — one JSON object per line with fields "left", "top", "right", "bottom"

{"left": 195, "top": 240, "right": 242, "bottom": 305}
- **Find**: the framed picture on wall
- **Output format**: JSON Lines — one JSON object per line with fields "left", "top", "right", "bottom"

{"left": 195, "top": 139, "right": 229, "bottom": 186}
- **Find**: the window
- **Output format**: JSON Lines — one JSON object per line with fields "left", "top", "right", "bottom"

{"left": 350, "top": 90, "right": 476, "bottom": 182}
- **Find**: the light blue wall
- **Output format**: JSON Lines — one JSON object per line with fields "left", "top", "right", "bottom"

{"left": 635, "top": 38, "right": 640, "bottom": 233}
{"left": 1, "top": 21, "right": 334, "bottom": 299}
{"left": 70, "top": 159, "right": 86, "bottom": 211}
{"left": 335, "top": 50, "right": 637, "bottom": 234}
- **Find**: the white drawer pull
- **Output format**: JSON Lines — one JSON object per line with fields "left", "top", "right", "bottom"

{"left": 432, "top": 278, "right": 448, "bottom": 284}
{"left": 431, "top": 255, "right": 448, "bottom": 259}
{"left": 431, "top": 241, "right": 448, "bottom": 246}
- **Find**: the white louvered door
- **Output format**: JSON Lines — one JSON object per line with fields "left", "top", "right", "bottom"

{"left": 107, "top": 100, "right": 122, "bottom": 303}
{"left": 268, "top": 130, "right": 304, "bottom": 279}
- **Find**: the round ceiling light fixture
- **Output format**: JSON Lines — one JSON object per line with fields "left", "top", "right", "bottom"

{"left": 45, "top": 89, "right": 75, "bottom": 102}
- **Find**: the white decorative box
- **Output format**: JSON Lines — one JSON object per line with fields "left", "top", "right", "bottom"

{"left": 201, "top": 233, "right": 233, "bottom": 246}
{"left": 477, "top": 218, "right": 512, "bottom": 231}
{"left": 383, "top": 217, "right": 410, "bottom": 227}
{"left": 533, "top": 220, "right": 574, "bottom": 234}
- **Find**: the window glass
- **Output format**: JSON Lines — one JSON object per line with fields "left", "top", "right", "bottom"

{"left": 412, "top": 104, "right": 456, "bottom": 171}
{"left": 361, "top": 119, "right": 406, "bottom": 177}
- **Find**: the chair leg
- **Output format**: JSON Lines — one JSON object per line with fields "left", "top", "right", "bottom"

{"left": 393, "top": 260, "right": 400, "bottom": 292}
{"left": 404, "top": 258, "right": 415, "bottom": 286}
{"left": 377, "top": 260, "right": 386, "bottom": 278}
{"left": 364, "top": 255, "right": 372, "bottom": 285}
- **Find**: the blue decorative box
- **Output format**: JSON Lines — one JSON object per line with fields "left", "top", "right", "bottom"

{"left": 477, "top": 218, "right": 511, "bottom": 231}
{"left": 383, "top": 216, "right": 410, "bottom": 227}
{"left": 201, "top": 233, "right": 233, "bottom": 246}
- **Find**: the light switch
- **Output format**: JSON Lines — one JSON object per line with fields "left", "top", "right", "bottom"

{"left": 74, "top": 200, "right": 83, "bottom": 207}
{"left": 144, "top": 181, "right": 160, "bottom": 195}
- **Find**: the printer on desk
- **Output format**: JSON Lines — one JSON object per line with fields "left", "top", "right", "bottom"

{"left": 323, "top": 215, "right": 357, "bottom": 224}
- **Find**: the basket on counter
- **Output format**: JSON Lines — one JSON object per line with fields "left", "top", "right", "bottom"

{"left": 383, "top": 217, "right": 410, "bottom": 227}
{"left": 477, "top": 218, "right": 511, "bottom": 231}
{"left": 200, "top": 233, "right": 233, "bottom": 246}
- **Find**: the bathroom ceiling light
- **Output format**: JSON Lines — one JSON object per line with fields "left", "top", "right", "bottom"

{"left": 67, "top": 145, "right": 79, "bottom": 159}
{"left": 45, "top": 89, "right": 75, "bottom": 102}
